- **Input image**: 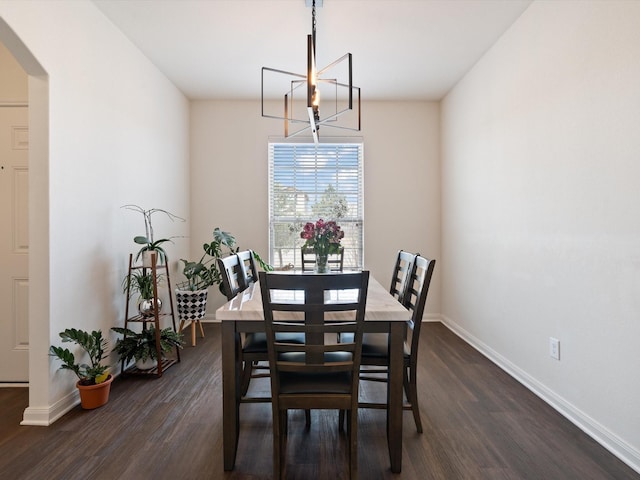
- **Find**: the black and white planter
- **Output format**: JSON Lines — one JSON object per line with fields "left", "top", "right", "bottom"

{"left": 175, "top": 289, "right": 209, "bottom": 322}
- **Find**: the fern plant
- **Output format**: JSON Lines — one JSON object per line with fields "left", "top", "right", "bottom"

{"left": 111, "top": 326, "right": 183, "bottom": 364}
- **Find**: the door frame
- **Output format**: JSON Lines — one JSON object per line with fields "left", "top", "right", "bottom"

{"left": 0, "top": 18, "right": 52, "bottom": 425}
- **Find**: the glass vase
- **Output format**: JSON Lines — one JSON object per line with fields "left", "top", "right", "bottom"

{"left": 138, "top": 297, "right": 162, "bottom": 317}
{"left": 315, "top": 252, "right": 329, "bottom": 273}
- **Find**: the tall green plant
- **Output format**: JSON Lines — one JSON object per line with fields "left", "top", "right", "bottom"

{"left": 111, "top": 326, "right": 183, "bottom": 364}
{"left": 178, "top": 228, "right": 237, "bottom": 291}
{"left": 178, "top": 228, "right": 272, "bottom": 292}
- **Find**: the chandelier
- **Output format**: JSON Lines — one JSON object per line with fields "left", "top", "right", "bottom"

{"left": 261, "top": 0, "right": 361, "bottom": 143}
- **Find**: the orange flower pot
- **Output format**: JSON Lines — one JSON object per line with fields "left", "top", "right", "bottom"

{"left": 76, "top": 374, "right": 113, "bottom": 409}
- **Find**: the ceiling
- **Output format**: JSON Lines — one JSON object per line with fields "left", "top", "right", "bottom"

{"left": 92, "top": 0, "right": 532, "bottom": 101}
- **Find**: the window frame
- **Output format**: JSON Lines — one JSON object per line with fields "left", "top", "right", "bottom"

{"left": 268, "top": 139, "right": 364, "bottom": 270}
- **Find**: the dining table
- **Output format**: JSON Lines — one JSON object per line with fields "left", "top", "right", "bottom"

{"left": 216, "top": 273, "right": 411, "bottom": 473}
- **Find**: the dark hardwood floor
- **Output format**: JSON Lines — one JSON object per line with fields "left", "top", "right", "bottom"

{"left": 0, "top": 322, "right": 637, "bottom": 480}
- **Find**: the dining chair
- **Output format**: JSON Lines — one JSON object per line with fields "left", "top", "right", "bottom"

{"left": 301, "top": 246, "right": 345, "bottom": 272}
{"left": 259, "top": 270, "right": 369, "bottom": 480}
{"left": 235, "top": 249, "right": 276, "bottom": 397}
{"left": 389, "top": 250, "right": 418, "bottom": 304}
{"left": 350, "top": 255, "right": 435, "bottom": 434}
{"left": 218, "top": 254, "right": 306, "bottom": 403}
{"left": 218, "top": 253, "right": 264, "bottom": 397}
{"left": 236, "top": 249, "right": 259, "bottom": 287}
{"left": 217, "top": 254, "right": 246, "bottom": 301}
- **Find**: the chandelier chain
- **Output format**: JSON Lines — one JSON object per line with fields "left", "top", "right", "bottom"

{"left": 312, "top": 0, "right": 316, "bottom": 43}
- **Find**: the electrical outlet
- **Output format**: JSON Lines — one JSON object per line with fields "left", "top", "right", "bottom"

{"left": 549, "top": 337, "right": 560, "bottom": 360}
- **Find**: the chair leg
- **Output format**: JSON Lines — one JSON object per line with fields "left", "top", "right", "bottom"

{"left": 338, "top": 410, "right": 345, "bottom": 432}
{"left": 240, "top": 361, "right": 253, "bottom": 396}
{"left": 272, "top": 408, "right": 282, "bottom": 480}
{"left": 280, "top": 410, "right": 288, "bottom": 479}
{"left": 273, "top": 408, "right": 291, "bottom": 480}
{"left": 404, "top": 365, "right": 423, "bottom": 434}
{"left": 305, "top": 409, "right": 311, "bottom": 429}
{"left": 348, "top": 409, "right": 358, "bottom": 480}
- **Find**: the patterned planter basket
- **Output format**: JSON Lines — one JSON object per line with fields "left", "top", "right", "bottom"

{"left": 175, "top": 289, "right": 208, "bottom": 321}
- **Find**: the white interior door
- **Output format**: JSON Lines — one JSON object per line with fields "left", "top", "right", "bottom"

{"left": 0, "top": 106, "right": 29, "bottom": 382}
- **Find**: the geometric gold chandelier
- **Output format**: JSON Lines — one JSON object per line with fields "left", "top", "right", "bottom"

{"left": 261, "top": 0, "right": 361, "bottom": 143}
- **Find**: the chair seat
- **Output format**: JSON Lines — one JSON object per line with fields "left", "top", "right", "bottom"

{"left": 279, "top": 371, "right": 353, "bottom": 395}
{"left": 341, "top": 333, "right": 410, "bottom": 359}
{"left": 242, "top": 332, "right": 305, "bottom": 353}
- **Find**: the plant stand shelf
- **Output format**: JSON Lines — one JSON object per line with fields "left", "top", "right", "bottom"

{"left": 121, "top": 253, "right": 180, "bottom": 378}
{"left": 123, "top": 358, "right": 178, "bottom": 376}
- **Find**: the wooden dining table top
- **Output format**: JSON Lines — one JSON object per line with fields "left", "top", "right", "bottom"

{"left": 215, "top": 273, "right": 411, "bottom": 322}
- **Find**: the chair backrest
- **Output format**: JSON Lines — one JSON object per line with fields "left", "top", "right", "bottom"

{"left": 301, "top": 246, "right": 345, "bottom": 272}
{"left": 389, "top": 250, "right": 418, "bottom": 304}
{"left": 217, "top": 254, "right": 246, "bottom": 300}
{"left": 259, "top": 270, "right": 369, "bottom": 403}
{"left": 236, "top": 249, "right": 259, "bottom": 287}
{"left": 404, "top": 255, "right": 436, "bottom": 360}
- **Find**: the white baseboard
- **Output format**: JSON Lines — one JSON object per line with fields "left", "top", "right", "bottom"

{"left": 21, "top": 388, "right": 79, "bottom": 426}
{"left": 440, "top": 315, "right": 640, "bottom": 475}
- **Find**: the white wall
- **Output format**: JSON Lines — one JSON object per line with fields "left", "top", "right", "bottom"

{"left": 190, "top": 100, "right": 441, "bottom": 315}
{"left": 441, "top": 0, "right": 640, "bottom": 470}
{"left": 0, "top": 1, "right": 190, "bottom": 424}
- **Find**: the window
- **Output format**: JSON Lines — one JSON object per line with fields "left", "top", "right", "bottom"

{"left": 268, "top": 141, "right": 364, "bottom": 270}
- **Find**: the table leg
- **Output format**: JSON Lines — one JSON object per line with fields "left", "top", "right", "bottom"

{"left": 222, "top": 321, "right": 240, "bottom": 470}
{"left": 387, "top": 321, "right": 403, "bottom": 473}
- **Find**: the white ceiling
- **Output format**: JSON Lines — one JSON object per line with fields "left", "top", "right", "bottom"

{"left": 92, "top": 0, "right": 532, "bottom": 101}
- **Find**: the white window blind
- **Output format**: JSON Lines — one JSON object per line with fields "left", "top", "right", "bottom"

{"left": 268, "top": 142, "right": 364, "bottom": 270}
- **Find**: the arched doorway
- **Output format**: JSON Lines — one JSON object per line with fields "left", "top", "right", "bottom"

{"left": 0, "top": 17, "right": 51, "bottom": 425}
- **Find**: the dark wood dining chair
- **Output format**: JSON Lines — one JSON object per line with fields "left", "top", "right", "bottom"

{"left": 217, "top": 254, "right": 246, "bottom": 301}
{"left": 235, "top": 249, "right": 275, "bottom": 397}
{"left": 301, "top": 246, "right": 345, "bottom": 272}
{"left": 389, "top": 250, "right": 418, "bottom": 304}
{"left": 236, "top": 249, "right": 259, "bottom": 287}
{"left": 259, "top": 270, "right": 369, "bottom": 480}
{"left": 218, "top": 253, "right": 264, "bottom": 398}
{"left": 351, "top": 255, "right": 435, "bottom": 433}
{"left": 218, "top": 254, "right": 305, "bottom": 402}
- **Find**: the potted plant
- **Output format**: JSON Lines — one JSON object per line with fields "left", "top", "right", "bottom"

{"left": 123, "top": 270, "right": 164, "bottom": 317}
{"left": 173, "top": 228, "right": 237, "bottom": 330}
{"left": 178, "top": 228, "right": 237, "bottom": 291}
{"left": 177, "top": 228, "right": 272, "bottom": 292}
{"left": 111, "top": 326, "right": 183, "bottom": 370}
{"left": 122, "top": 204, "right": 185, "bottom": 266}
{"left": 49, "top": 328, "right": 113, "bottom": 409}
{"left": 175, "top": 228, "right": 273, "bottom": 328}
